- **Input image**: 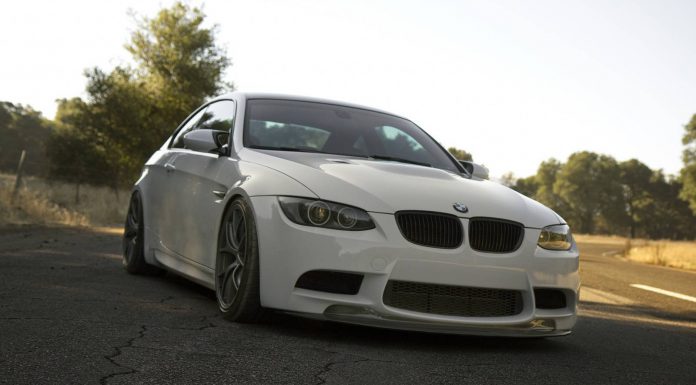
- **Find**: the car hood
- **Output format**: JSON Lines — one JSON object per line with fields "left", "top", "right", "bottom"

{"left": 241, "top": 149, "right": 562, "bottom": 228}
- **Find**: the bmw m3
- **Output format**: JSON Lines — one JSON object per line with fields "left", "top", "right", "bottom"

{"left": 122, "top": 92, "right": 579, "bottom": 337}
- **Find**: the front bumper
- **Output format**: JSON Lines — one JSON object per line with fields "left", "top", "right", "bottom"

{"left": 251, "top": 196, "right": 580, "bottom": 336}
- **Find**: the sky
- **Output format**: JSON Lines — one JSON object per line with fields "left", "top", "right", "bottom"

{"left": 1, "top": 0, "right": 694, "bottom": 179}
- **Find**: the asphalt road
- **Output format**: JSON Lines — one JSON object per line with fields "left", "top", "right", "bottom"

{"left": 0, "top": 226, "right": 694, "bottom": 385}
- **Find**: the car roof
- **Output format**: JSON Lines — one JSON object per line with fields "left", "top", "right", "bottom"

{"left": 213, "top": 91, "right": 408, "bottom": 120}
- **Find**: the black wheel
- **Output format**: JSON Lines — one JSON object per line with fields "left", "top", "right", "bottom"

{"left": 122, "top": 191, "right": 162, "bottom": 275}
{"left": 215, "top": 197, "right": 263, "bottom": 322}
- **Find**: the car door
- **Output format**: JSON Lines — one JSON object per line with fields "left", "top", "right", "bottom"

{"left": 146, "top": 106, "right": 207, "bottom": 254}
{"left": 165, "top": 100, "right": 240, "bottom": 268}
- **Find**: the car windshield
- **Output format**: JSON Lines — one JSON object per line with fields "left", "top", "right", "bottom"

{"left": 244, "top": 99, "right": 460, "bottom": 173}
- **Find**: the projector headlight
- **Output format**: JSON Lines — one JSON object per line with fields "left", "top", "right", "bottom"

{"left": 537, "top": 224, "right": 574, "bottom": 251}
{"left": 278, "top": 197, "right": 375, "bottom": 231}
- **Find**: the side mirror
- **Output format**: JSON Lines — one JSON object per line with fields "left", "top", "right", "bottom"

{"left": 459, "top": 160, "right": 489, "bottom": 180}
{"left": 182, "top": 129, "right": 229, "bottom": 155}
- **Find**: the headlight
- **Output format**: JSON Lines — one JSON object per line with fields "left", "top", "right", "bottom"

{"left": 278, "top": 197, "right": 375, "bottom": 231}
{"left": 537, "top": 224, "right": 573, "bottom": 251}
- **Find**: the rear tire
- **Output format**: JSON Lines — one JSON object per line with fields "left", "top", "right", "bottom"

{"left": 122, "top": 191, "right": 163, "bottom": 275}
{"left": 215, "top": 197, "right": 264, "bottom": 322}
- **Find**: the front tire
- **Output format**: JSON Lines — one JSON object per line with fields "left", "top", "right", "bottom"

{"left": 215, "top": 197, "right": 264, "bottom": 322}
{"left": 122, "top": 191, "right": 162, "bottom": 275}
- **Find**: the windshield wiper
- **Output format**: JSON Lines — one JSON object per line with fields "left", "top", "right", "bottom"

{"left": 368, "top": 154, "right": 431, "bottom": 167}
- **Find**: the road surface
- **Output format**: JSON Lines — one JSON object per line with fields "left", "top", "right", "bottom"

{"left": 0, "top": 225, "right": 694, "bottom": 384}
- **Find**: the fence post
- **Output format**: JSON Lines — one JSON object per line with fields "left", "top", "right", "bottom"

{"left": 11, "top": 150, "right": 27, "bottom": 203}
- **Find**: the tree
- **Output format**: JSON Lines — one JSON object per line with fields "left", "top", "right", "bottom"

{"left": 553, "top": 152, "right": 627, "bottom": 234}
{"left": 499, "top": 172, "right": 516, "bottom": 187}
{"left": 0, "top": 102, "right": 52, "bottom": 175}
{"left": 618, "top": 159, "right": 654, "bottom": 238}
{"left": 47, "top": 2, "right": 232, "bottom": 186}
{"left": 511, "top": 175, "right": 538, "bottom": 198}
{"left": 535, "top": 159, "right": 569, "bottom": 215}
{"left": 680, "top": 114, "right": 696, "bottom": 214}
{"left": 646, "top": 172, "right": 696, "bottom": 239}
{"left": 447, "top": 147, "right": 473, "bottom": 161}
{"left": 127, "top": 2, "right": 232, "bottom": 126}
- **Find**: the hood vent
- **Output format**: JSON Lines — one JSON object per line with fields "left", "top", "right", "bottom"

{"left": 468, "top": 218, "right": 524, "bottom": 253}
{"left": 395, "top": 211, "right": 463, "bottom": 248}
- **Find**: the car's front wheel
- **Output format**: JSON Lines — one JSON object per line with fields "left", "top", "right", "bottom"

{"left": 215, "top": 197, "right": 264, "bottom": 322}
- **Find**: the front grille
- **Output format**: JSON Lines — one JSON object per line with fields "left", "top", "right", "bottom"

{"left": 469, "top": 218, "right": 524, "bottom": 253}
{"left": 395, "top": 211, "right": 463, "bottom": 248}
{"left": 383, "top": 280, "right": 523, "bottom": 317}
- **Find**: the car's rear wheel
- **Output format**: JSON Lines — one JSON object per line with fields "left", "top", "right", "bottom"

{"left": 215, "top": 197, "right": 263, "bottom": 322}
{"left": 122, "top": 191, "right": 162, "bottom": 275}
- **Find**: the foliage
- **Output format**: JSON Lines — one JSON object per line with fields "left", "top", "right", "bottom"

{"left": 680, "top": 114, "right": 696, "bottom": 214}
{"left": 0, "top": 102, "right": 52, "bottom": 175}
{"left": 46, "top": 2, "right": 232, "bottom": 186}
{"left": 447, "top": 147, "right": 473, "bottom": 161}
{"left": 509, "top": 151, "right": 696, "bottom": 239}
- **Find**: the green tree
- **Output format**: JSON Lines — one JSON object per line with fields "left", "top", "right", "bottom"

{"left": 680, "top": 114, "right": 696, "bottom": 214}
{"left": 534, "top": 159, "right": 569, "bottom": 215}
{"left": 553, "top": 152, "right": 627, "bottom": 234}
{"left": 447, "top": 147, "right": 473, "bottom": 161}
{"left": 511, "top": 175, "right": 538, "bottom": 198}
{"left": 0, "top": 102, "right": 52, "bottom": 175}
{"left": 618, "top": 159, "right": 654, "bottom": 238}
{"left": 127, "top": 2, "right": 232, "bottom": 126}
{"left": 646, "top": 172, "right": 696, "bottom": 239}
{"left": 48, "top": 2, "right": 232, "bottom": 186}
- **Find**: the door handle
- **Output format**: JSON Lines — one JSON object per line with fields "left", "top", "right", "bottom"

{"left": 164, "top": 163, "right": 176, "bottom": 172}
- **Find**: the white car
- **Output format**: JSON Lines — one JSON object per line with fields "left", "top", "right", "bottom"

{"left": 123, "top": 92, "right": 579, "bottom": 337}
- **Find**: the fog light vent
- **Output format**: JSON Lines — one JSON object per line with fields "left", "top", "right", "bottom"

{"left": 534, "top": 288, "right": 567, "bottom": 309}
{"left": 295, "top": 270, "right": 363, "bottom": 295}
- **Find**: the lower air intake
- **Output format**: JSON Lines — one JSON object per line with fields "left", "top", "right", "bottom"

{"left": 295, "top": 270, "right": 363, "bottom": 295}
{"left": 383, "top": 280, "right": 523, "bottom": 317}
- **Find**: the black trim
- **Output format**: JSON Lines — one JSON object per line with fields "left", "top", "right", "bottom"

{"left": 534, "top": 288, "right": 567, "bottom": 309}
{"left": 295, "top": 270, "right": 364, "bottom": 295}
{"left": 395, "top": 211, "right": 464, "bottom": 249}
{"left": 468, "top": 217, "right": 525, "bottom": 253}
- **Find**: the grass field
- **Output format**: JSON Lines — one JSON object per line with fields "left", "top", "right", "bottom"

{"left": 575, "top": 234, "right": 696, "bottom": 271}
{"left": 0, "top": 173, "right": 128, "bottom": 227}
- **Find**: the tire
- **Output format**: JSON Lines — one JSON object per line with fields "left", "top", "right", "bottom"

{"left": 215, "top": 197, "right": 264, "bottom": 322}
{"left": 122, "top": 191, "right": 162, "bottom": 275}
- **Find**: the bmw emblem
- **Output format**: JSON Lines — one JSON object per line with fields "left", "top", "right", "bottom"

{"left": 453, "top": 203, "right": 468, "bottom": 213}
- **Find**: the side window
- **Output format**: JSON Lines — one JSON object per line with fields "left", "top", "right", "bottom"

{"left": 171, "top": 108, "right": 207, "bottom": 149}
{"left": 197, "top": 100, "right": 236, "bottom": 131}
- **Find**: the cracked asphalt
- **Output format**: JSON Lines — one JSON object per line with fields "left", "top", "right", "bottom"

{"left": 1, "top": 225, "right": 695, "bottom": 384}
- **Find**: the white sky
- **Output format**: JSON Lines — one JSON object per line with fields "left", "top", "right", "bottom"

{"left": 1, "top": 0, "right": 694, "bottom": 179}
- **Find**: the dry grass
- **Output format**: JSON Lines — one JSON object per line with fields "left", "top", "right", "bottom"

{"left": 574, "top": 234, "right": 628, "bottom": 246}
{"left": 627, "top": 240, "right": 696, "bottom": 270}
{"left": 0, "top": 173, "right": 128, "bottom": 227}
{"left": 575, "top": 233, "right": 696, "bottom": 271}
